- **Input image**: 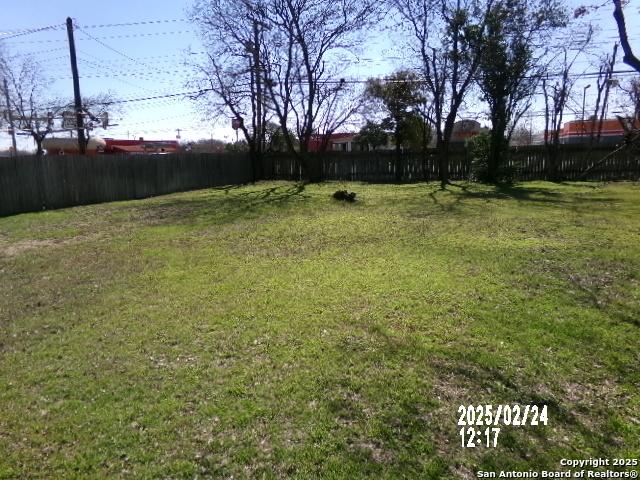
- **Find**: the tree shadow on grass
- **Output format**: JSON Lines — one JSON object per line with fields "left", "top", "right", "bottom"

{"left": 323, "top": 320, "right": 621, "bottom": 471}
{"left": 235, "top": 182, "right": 308, "bottom": 206}
{"left": 398, "top": 183, "right": 567, "bottom": 219}
{"left": 442, "top": 183, "right": 627, "bottom": 216}
{"left": 567, "top": 277, "right": 640, "bottom": 329}
{"left": 130, "top": 183, "right": 309, "bottom": 228}
{"left": 208, "top": 183, "right": 246, "bottom": 192}
{"left": 446, "top": 182, "right": 568, "bottom": 204}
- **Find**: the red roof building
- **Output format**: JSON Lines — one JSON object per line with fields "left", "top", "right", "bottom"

{"left": 103, "top": 138, "right": 180, "bottom": 154}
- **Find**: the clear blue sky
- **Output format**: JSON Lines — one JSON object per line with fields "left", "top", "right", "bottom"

{"left": 1, "top": 0, "right": 639, "bottom": 152}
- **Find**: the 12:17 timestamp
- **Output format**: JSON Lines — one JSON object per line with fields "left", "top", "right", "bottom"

{"left": 460, "top": 426, "right": 501, "bottom": 448}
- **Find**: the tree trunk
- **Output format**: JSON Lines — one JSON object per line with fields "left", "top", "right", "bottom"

{"left": 546, "top": 140, "right": 560, "bottom": 181}
{"left": 298, "top": 144, "right": 321, "bottom": 183}
{"left": 436, "top": 136, "right": 450, "bottom": 187}
{"left": 254, "top": 152, "right": 264, "bottom": 181}
{"left": 394, "top": 130, "right": 403, "bottom": 183}
{"left": 308, "top": 155, "right": 321, "bottom": 183}
{"left": 248, "top": 147, "right": 259, "bottom": 183}
{"left": 438, "top": 116, "right": 458, "bottom": 186}
{"left": 488, "top": 119, "right": 507, "bottom": 183}
{"left": 34, "top": 135, "right": 44, "bottom": 157}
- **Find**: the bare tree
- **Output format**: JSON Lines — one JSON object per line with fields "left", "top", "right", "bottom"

{"left": 619, "top": 77, "right": 640, "bottom": 120}
{"left": 542, "top": 28, "right": 592, "bottom": 179}
{"left": 573, "top": 0, "right": 640, "bottom": 176}
{"left": 0, "top": 52, "right": 60, "bottom": 156}
{"left": 261, "top": 0, "right": 378, "bottom": 180}
{"left": 572, "top": 2, "right": 639, "bottom": 72}
{"left": 391, "top": 0, "right": 495, "bottom": 186}
{"left": 588, "top": 43, "right": 618, "bottom": 145}
{"left": 510, "top": 124, "right": 535, "bottom": 146}
{"left": 62, "top": 93, "right": 121, "bottom": 149}
{"left": 192, "top": 0, "right": 376, "bottom": 181}
{"left": 311, "top": 81, "right": 365, "bottom": 152}
{"left": 191, "top": 0, "right": 271, "bottom": 181}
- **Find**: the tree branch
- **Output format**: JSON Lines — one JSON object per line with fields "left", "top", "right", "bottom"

{"left": 613, "top": 0, "right": 640, "bottom": 72}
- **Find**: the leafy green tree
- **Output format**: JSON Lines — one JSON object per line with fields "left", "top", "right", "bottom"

{"left": 401, "top": 112, "right": 432, "bottom": 152}
{"left": 477, "top": 0, "right": 566, "bottom": 183}
{"left": 355, "top": 121, "right": 389, "bottom": 151}
{"left": 264, "top": 122, "right": 297, "bottom": 152}
{"left": 364, "top": 70, "right": 427, "bottom": 180}
{"left": 224, "top": 140, "right": 249, "bottom": 153}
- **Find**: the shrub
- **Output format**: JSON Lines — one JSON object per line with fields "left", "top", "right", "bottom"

{"left": 468, "top": 133, "right": 516, "bottom": 184}
{"left": 468, "top": 133, "right": 491, "bottom": 182}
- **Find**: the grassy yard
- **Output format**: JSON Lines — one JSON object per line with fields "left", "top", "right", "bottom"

{"left": 0, "top": 181, "right": 638, "bottom": 479}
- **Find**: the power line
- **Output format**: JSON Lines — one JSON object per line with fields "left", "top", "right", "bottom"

{"left": 6, "top": 29, "right": 195, "bottom": 44}
{"left": 81, "top": 19, "right": 187, "bottom": 29}
{"left": 116, "top": 112, "right": 194, "bottom": 126}
{"left": 77, "top": 57, "right": 167, "bottom": 95}
{"left": 72, "top": 49, "right": 189, "bottom": 73}
{"left": 10, "top": 47, "right": 68, "bottom": 57}
{"left": 0, "top": 23, "right": 65, "bottom": 41}
{"left": 82, "top": 30, "right": 195, "bottom": 40}
{"left": 78, "top": 67, "right": 639, "bottom": 107}
{"left": 102, "top": 90, "right": 211, "bottom": 105}
{"left": 0, "top": 18, "right": 189, "bottom": 39}
{"left": 76, "top": 26, "right": 153, "bottom": 70}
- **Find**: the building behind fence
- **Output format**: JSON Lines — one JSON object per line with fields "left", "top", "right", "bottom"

{"left": 1, "top": 145, "right": 639, "bottom": 216}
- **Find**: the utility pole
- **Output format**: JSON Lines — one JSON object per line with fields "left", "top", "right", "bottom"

{"left": 66, "top": 17, "right": 86, "bottom": 154}
{"left": 3, "top": 77, "right": 17, "bottom": 156}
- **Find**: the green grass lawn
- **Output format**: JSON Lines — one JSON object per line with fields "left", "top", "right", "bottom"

{"left": 0, "top": 181, "right": 638, "bottom": 479}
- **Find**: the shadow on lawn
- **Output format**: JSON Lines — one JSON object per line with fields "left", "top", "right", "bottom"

{"left": 236, "top": 183, "right": 307, "bottom": 205}
{"left": 132, "top": 183, "right": 309, "bottom": 227}
{"left": 445, "top": 182, "right": 621, "bottom": 208}
{"left": 447, "top": 182, "right": 567, "bottom": 204}
{"left": 325, "top": 323, "right": 620, "bottom": 470}
{"left": 569, "top": 278, "right": 640, "bottom": 329}
{"left": 399, "top": 183, "right": 569, "bottom": 218}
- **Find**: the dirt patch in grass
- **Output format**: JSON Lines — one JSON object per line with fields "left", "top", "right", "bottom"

{"left": 348, "top": 439, "right": 395, "bottom": 463}
{"left": 0, "top": 238, "right": 75, "bottom": 258}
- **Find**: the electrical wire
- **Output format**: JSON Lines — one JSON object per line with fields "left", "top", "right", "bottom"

{"left": 80, "top": 19, "right": 187, "bottom": 29}
{"left": 6, "top": 29, "right": 196, "bottom": 44}
{"left": 0, "top": 23, "right": 65, "bottom": 41}
{"left": 76, "top": 26, "right": 154, "bottom": 70}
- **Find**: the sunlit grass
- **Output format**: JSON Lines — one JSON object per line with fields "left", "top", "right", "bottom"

{"left": 0, "top": 180, "right": 638, "bottom": 478}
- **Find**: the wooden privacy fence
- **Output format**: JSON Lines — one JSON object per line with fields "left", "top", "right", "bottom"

{"left": 509, "top": 145, "right": 640, "bottom": 181}
{"left": 263, "top": 149, "right": 467, "bottom": 182}
{"left": 265, "top": 145, "right": 640, "bottom": 183}
{"left": 0, "top": 153, "right": 252, "bottom": 217}
{"left": 1, "top": 145, "right": 639, "bottom": 216}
